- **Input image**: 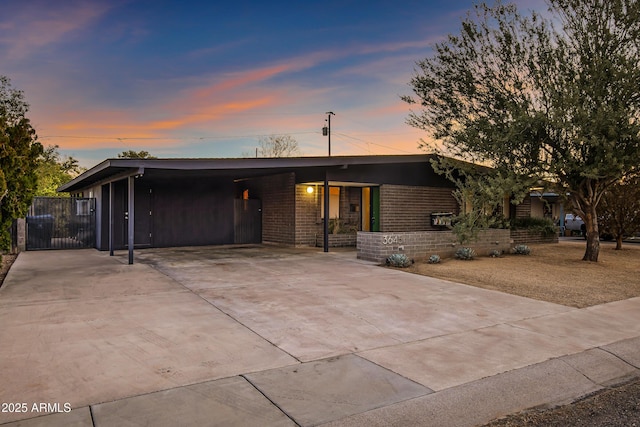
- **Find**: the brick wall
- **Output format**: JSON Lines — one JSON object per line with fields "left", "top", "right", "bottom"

{"left": 379, "top": 185, "right": 458, "bottom": 232}
{"left": 315, "top": 233, "right": 358, "bottom": 247}
{"left": 357, "top": 229, "right": 511, "bottom": 263}
{"left": 295, "top": 184, "right": 323, "bottom": 246}
{"left": 510, "top": 229, "right": 559, "bottom": 245}
{"left": 250, "top": 173, "right": 296, "bottom": 245}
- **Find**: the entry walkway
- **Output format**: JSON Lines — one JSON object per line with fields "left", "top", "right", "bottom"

{"left": 1, "top": 246, "right": 639, "bottom": 426}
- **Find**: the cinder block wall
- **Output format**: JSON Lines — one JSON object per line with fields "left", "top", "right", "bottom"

{"left": 357, "top": 229, "right": 512, "bottom": 263}
{"left": 379, "top": 185, "right": 458, "bottom": 232}
{"left": 253, "top": 173, "right": 296, "bottom": 245}
{"left": 511, "top": 229, "right": 559, "bottom": 245}
{"left": 295, "top": 184, "right": 322, "bottom": 246}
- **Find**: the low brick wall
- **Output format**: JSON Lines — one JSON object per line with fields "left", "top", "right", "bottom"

{"left": 357, "top": 229, "right": 512, "bottom": 263}
{"left": 315, "top": 233, "right": 357, "bottom": 248}
{"left": 510, "top": 229, "right": 559, "bottom": 245}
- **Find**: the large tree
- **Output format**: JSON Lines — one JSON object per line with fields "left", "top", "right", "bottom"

{"left": 0, "top": 76, "right": 43, "bottom": 250}
{"left": 257, "top": 134, "right": 300, "bottom": 157}
{"left": 117, "top": 150, "right": 156, "bottom": 159}
{"left": 35, "top": 145, "right": 84, "bottom": 196}
{"left": 404, "top": 0, "right": 640, "bottom": 261}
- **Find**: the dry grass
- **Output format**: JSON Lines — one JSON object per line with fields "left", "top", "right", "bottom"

{"left": 407, "top": 241, "right": 640, "bottom": 308}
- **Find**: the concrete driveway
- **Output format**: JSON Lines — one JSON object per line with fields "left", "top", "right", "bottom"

{"left": 1, "top": 245, "right": 640, "bottom": 426}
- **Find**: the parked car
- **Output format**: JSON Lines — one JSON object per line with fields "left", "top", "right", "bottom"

{"left": 564, "top": 214, "right": 619, "bottom": 240}
{"left": 564, "top": 214, "right": 586, "bottom": 235}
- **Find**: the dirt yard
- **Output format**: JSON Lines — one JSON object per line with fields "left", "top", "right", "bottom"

{"left": 406, "top": 240, "right": 640, "bottom": 308}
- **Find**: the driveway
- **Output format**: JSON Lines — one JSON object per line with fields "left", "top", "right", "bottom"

{"left": 1, "top": 245, "right": 639, "bottom": 426}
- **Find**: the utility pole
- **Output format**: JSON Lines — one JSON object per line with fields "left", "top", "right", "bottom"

{"left": 323, "top": 111, "right": 335, "bottom": 156}
{"left": 323, "top": 112, "right": 334, "bottom": 252}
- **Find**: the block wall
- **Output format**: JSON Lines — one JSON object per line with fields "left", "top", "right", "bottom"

{"left": 253, "top": 173, "right": 296, "bottom": 245}
{"left": 379, "top": 185, "right": 458, "bottom": 232}
{"left": 295, "top": 184, "right": 323, "bottom": 246}
{"left": 357, "top": 229, "right": 512, "bottom": 263}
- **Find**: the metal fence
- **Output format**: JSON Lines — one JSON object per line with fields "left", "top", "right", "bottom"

{"left": 26, "top": 197, "right": 96, "bottom": 250}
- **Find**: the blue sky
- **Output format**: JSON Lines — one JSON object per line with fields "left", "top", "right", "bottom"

{"left": 1, "top": 0, "right": 546, "bottom": 168}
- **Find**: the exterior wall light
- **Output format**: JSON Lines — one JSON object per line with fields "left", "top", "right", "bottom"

{"left": 306, "top": 186, "right": 314, "bottom": 194}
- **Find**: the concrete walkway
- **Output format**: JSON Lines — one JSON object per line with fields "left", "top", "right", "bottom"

{"left": 0, "top": 245, "right": 639, "bottom": 426}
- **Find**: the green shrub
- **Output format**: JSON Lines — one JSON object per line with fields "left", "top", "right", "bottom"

{"left": 386, "top": 253, "right": 412, "bottom": 268}
{"left": 512, "top": 244, "right": 531, "bottom": 255}
{"left": 510, "top": 217, "right": 557, "bottom": 237}
{"left": 455, "top": 247, "right": 476, "bottom": 260}
{"left": 489, "top": 249, "right": 502, "bottom": 258}
{"left": 428, "top": 254, "right": 441, "bottom": 264}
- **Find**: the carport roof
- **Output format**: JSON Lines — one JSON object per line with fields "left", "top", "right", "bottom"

{"left": 58, "top": 154, "right": 435, "bottom": 193}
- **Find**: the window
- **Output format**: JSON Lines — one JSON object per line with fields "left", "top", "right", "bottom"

{"left": 320, "top": 187, "right": 340, "bottom": 218}
{"left": 75, "top": 199, "right": 91, "bottom": 216}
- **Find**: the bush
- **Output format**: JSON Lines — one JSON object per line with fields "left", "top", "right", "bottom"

{"left": 455, "top": 247, "right": 476, "bottom": 260}
{"left": 513, "top": 244, "right": 531, "bottom": 255}
{"left": 489, "top": 249, "right": 502, "bottom": 258}
{"left": 428, "top": 254, "right": 441, "bottom": 264}
{"left": 386, "top": 253, "right": 413, "bottom": 268}
{"left": 510, "top": 217, "right": 557, "bottom": 237}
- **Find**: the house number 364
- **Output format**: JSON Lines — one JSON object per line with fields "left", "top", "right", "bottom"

{"left": 382, "top": 235, "right": 400, "bottom": 245}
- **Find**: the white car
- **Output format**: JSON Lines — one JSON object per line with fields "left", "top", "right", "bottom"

{"left": 564, "top": 214, "right": 586, "bottom": 234}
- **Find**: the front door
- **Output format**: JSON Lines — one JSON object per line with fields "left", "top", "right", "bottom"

{"left": 362, "top": 187, "right": 380, "bottom": 232}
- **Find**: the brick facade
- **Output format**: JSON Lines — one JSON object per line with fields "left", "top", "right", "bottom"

{"left": 248, "top": 173, "right": 296, "bottom": 245}
{"left": 379, "top": 185, "right": 458, "bottom": 232}
{"left": 295, "top": 184, "right": 323, "bottom": 246}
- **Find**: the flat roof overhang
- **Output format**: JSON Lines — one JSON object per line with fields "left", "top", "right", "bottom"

{"left": 58, "top": 154, "right": 435, "bottom": 193}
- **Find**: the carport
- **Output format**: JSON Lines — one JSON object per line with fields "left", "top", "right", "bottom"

{"left": 58, "top": 155, "right": 456, "bottom": 263}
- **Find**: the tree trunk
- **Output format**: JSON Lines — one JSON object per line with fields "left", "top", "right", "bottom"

{"left": 582, "top": 205, "right": 600, "bottom": 262}
{"left": 615, "top": 235, "right": 623, "bottom": 250}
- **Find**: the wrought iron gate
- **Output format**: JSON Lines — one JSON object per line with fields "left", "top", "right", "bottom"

{"left": 26, "top": 197, "right": 96, "bottom": 250}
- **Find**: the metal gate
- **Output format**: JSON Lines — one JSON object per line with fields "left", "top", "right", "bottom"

{"left": 26, "top": 197, "right": 96, "bottom": 250}
{"left": 234, "top": 199, "right": 262, "bottom": 244}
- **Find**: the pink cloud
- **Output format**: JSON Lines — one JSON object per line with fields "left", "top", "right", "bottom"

{"left": 0, "top": 1, "right": 113, "bottom": 60}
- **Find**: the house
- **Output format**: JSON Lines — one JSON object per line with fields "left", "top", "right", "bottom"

{"left": 58, "top": 155, "right": 460, "bottom": 256}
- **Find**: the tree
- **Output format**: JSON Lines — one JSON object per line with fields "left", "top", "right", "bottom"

{"left": 117, "top": 150, "right": 156, "bottom": 159}
{"left": 0, "top": 76, "right": 43, "bottom": 250}
{"left": 256, "top": 135, "right": 300, "bottom": 157}
{"left": 599, "top": 174, "right": 640, "bottom": 250}
{"left": 35, "top": 145, "right": 84, "bottom": 196}
{"left": 404, "top": 0, "right": 640, "bottom": 261}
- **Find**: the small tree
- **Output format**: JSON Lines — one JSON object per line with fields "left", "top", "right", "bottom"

{"left": 599, "top": 174, "right": 640, "bottom": 250}
{"left": 257, "top": 135, "right": 300, "bottom": 158}
{"left": 0, "top": 76, "right": 43, "bottom": 250}
{"left": 117, "top": 150, "right": 156, "bottom": 159}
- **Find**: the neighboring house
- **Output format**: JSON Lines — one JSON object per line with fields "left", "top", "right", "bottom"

{"left": 58, "top": 155, "right": 460, "bottom": 251}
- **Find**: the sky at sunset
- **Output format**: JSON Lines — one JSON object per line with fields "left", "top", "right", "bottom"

{"left": 2, "top": 0, "right": 546, "bottom": 168}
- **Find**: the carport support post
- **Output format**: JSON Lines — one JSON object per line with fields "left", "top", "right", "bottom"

{"left": 323, "top": 176, "right": 329, "bottom": 252}
{"left": 128, "top": 175, "right": 135, "bottom": 264}
{"left": 109, "top": 181, "right": 114, "bottom": 256}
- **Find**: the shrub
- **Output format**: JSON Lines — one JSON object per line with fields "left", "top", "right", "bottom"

{"left": 510, "top": 217, "right": 557, "bottom": 237}
{"left": 455, "top": 247, "right": 476, "bottom": 260}
{"left": 428, "top": 254, "right": 441, "bottom": 264}
{"left": 386, "top": 253, "right": 412, "bottom": 268}
{"left": 489, "top": 249, "right": 502, "bottom": 258}
{"left": 513, "top": 244, "right": 531, "bottom": 255}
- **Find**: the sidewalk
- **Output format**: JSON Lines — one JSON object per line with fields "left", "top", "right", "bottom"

{"left": 1, "top": 247, "right": 639, "bottom": 426}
